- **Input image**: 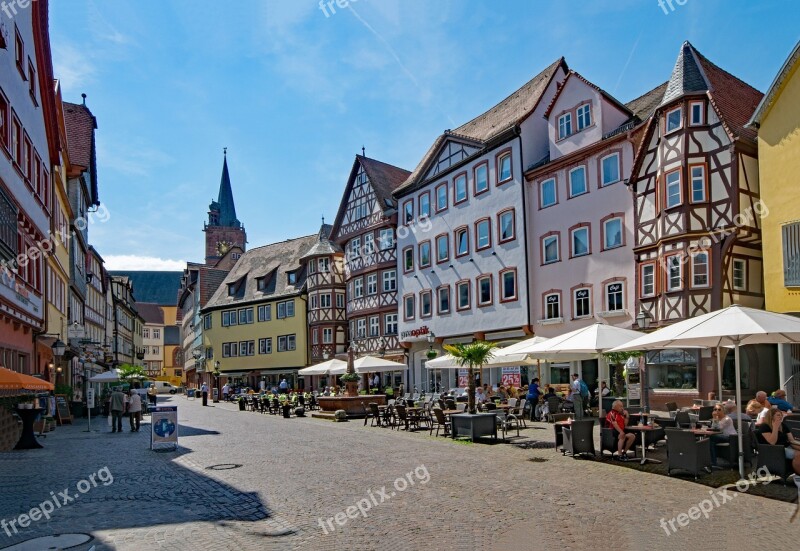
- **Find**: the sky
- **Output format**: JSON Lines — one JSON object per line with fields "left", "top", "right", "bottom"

{"left": 47, "top": 0, "right": 800, "bottom": 271}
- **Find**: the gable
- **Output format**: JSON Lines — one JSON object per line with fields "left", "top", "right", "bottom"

{"left": 423, "top": 139, "right": 482, "bottom": 181}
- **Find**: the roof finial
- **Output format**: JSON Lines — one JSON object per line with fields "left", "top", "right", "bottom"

{"left": 81, "top": 93, "right": 87, "bottom": 105}
{"left": 322, "top": 214, "right": 325, "bottom": 225}
{"left": 223, "top": 147, "right": 227, "bottom": 157}
{"left": 362, "top": 146, "right": 366, "bottom": 157}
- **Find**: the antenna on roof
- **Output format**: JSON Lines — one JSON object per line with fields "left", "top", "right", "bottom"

{"left": 362, "top": 146, "right": 366, "bottom": 157}
{"left": 321, "top": 215, "right": 325, "bottom": 225}
{"left": 81, "top": 93, "right": 87, "bottom": 105}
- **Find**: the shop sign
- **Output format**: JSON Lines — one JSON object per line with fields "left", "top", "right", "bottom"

{"left": 457, "top": 368, "right": 468, "bottom": 388}
{"left": 400, "top": 325, "right": 430, "bottom": 340}
{"left": 501, "top": 366, "right": 521, "bottom": 387}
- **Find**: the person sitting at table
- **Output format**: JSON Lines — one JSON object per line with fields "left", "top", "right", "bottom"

{"left": 746, "top": 391, "right": 770, "bottom": 421}
{"left": 508, "top": 386, "right": 518, "bottom": 400}
{"left": 755, "top": 408, "right": 800, "bottom": 476}
{"left": 709, "top": 403, "right": 737, "bottom": 467}
{"left": 496, "top": 386, "right": 508, "bottom": 401}
{"left": 485, "top": 385, "right": 495, "bottom": 399}
{"left": 724, "top": 401, "right": 751, "bottom": 424}
{"left": 606, "top": 400, "right": 635, "bottom": 461}
{"left": 543, "top": 386, "right": 557, "bottom": 399}
{"left": 475, "top": 387, "right": 487, "bottom": 405}
{"left": 767, "top": 389, "right": 795, "bottom": 413}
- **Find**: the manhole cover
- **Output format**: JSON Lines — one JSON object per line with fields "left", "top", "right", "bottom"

{"left": 0, "top": 533, "right": 93, "bottom": 550}
{"left": 206, "top": 463, "right": 243, "bottom": 470}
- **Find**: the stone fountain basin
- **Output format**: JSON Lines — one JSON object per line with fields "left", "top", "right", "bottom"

{"left": 313, "top": 395, "right": 387, "bottom": 419}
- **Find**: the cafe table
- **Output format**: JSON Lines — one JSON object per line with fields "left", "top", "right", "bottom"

{"left": 624, "top": 424, "right": 662, "bottom": 465}
{"left": 554, "top": 420, "right": 572, "bottom": 453}
{"left": 689, "top": 428, "right": 720, "bottom": 437}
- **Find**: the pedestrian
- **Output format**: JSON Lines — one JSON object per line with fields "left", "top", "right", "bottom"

{"left": 571, "top": 373, "right": 585, "bottom": 420}
{"left": 372, "top": 373, "right": 380, "bottom": 390}
{"left": 201, "top": 382, "right": 209, "bottom": 406}
{"left": 147, "top": 384, "right": 157, "bottom": 406}
{"left": 279, "top": 378, "right": 288, "bottom": 394}
{"left": 527, "top": 378, "right": 541, "bottom": 421}
{"left": 222, "top": 383, "right": 230, "bottom": 401}
{"left": 110, "top": 388, "right": 125, "bottom": 433}
{"left": 128, "top": 390, "right": 142, "bottom": 432}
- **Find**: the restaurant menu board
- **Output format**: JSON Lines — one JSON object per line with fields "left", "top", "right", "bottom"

{"left": 501, "top": 367, "right": 521, "bottom": 387}
{"left": 55, "top": 394, "right": 72, "bottom": 425}
{"left": 150, "top": 406, "right": 178, "bottom": 450}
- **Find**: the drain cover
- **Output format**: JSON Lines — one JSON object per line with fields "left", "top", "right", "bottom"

{"left": 0, "top": 533, "right": 93, "bottom": 550}
{"left": 206, "top": 463, "right": 243, "bottom": 470}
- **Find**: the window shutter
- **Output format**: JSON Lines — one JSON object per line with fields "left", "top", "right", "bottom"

{"left": 783, "top": 222, "right": 800, "bottom": 286}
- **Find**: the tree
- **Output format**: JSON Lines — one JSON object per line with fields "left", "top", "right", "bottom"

{"left": 117, "top": 364, "right": 148, "bottom": 384}
{"left": 443, "top": 341, "right": 497, "bottom": 414}
{"left": 603, "top": 351, "right": 642, "bottom": 396}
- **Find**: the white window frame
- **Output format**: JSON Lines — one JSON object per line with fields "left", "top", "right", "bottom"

{"left": 576, "top": 103, "right": 592, "bottom": 131}
{"left": 545, "top": 293, "right": 561, "bottom": 320}
{"left": 454, "top": 174, "right": 467, "bottom": 203}
{"left": 666, "top": 106, "right": 682, "bottom": 133}
{"left": 384, "top": 313, "right": 398, "bottom": 335}
{"left": 691, "top": 252, "right": 709, "bottom": 288}
{"left": 366, "top": 274, "right": 377, "bottom": 295}
{"left": 666, "top": 170, "right": 682, "bottom": 208}
{"left": 379, "top": 228, "right": 394, "bottom": 251}
{"left": 571, "top": 227, "right": 589, "bottom": 257}
{"left": 354, "top": 277, "right": 364, "bottom": 298}
{"left": 667, "top": 255, "right": 682, "bottom": 291}
{"left": 601, "top": 153, "right": 620, "bottom": 186}
{"left": 569, "top": 166, "right": 587, "bottom": 197}
{"left": 475, "top": 163, "right": 489, "bottom": 193}
{"left": 323, "top": 328, "right": 333, "bottom": 344}
{"left": 733, "top": 259, "right": 747, "bottom": 291}
{"left": 558, "top": 112, "right": 572, "bottom": 139}
{"left": 382, "top": 270, "right": 397, "bottom": 292}
{"left": 369, "top": 315, "right": 380, "bottom": 336}
{"left": 573, "top": 288, "right": 591, "bottom": 319}
{"left": 690, "top": 165, "right": 706, "bottom": 203}
{"left": 689, "top": 101, "right": 704, "bottom": 126}
{"left": 543, "top": 235, "right": 559, "bottom": 264}
{"left": 603, "top": 217, "right": 623, "bottom": 250}
{"left": 641, "top": 264, "right": 655, "bottom": 297}
{"left": 540, "top": 178, "right": 557, "bottom": 208}
{"left": 605, "top": 282, "right": 624, "bottom": 312}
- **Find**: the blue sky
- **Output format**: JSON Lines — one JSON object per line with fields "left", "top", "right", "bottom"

{"left": 49, "top": 0, "right": 799, "bottom": 270}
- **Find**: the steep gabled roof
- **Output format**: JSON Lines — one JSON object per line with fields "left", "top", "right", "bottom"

{"left": 136, "top": 302, "right": 164, "bottom": 325}
{"left": 625, "top": 82, "right": 669, "bottom": 123}
{"left": 110, "top": 271, "right": 183, "bottom": 306}
{"left": 542, "top": 70, "right": 632, "bottom": 119}
{"left": 63, "top": 100, "right": 100, "bottom": 206}
{"left": 396, "top": 57, "right": 567, "bottom": 195}
{"left": 300, "top": 223, "right": 340, "bottom": 260}
{"left": 748, "top": 39, "right": 800, "bottom": 128}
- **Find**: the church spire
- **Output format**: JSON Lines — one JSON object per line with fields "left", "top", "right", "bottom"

{"left": 213, "top": 148, "right": 241, "bottom": 229}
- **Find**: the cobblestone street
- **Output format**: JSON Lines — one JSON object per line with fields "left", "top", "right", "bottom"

{"left": 1, "top": 396, "right": 798, "bottom": 550}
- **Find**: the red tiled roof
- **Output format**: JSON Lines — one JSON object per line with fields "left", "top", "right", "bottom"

{"left": 136, "top": 303, "right": 164, "bottom": 325}
{"left": 62, "top": 101, "right": 96, "bottom": 169}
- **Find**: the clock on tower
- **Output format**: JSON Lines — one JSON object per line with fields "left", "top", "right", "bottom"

{"left": 216, "top": 240, "right": 232, "bottom": 256}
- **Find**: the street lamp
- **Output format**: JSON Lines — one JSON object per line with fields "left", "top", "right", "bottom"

{"left": 635, "top": 307, "right": 653, "bottom": 415}
{"left": 635, "top": 308, "right": 652, "bottom": 330}
{"left": 426, "top": 332, "right": 437, "bottom": 360}
{"left": 212, "top": 361, "right": 221, "bottom": 403}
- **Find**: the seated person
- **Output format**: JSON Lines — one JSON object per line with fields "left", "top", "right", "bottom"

{"left": 755, "top": 408, "right": 800, "bottom": 476}
{"left": 543, "top": 386, "right": 557, "bottom": 399}
{"left": 475, "top": 387, "right": 487, "bottom": 404}
{"left": 746, "top": 391, "right": 770, "bottom": 421}
{"left": 767, "top": 389, "right": 794, "bottom": 413}
{"left": 709, "top": 404, "right": 737, "bottom": 467}
{"left": 724, "top": 401, "right": 751, "bottom": 424}
{"left": 496, "top": 386, "right": 508, "bottom": 401}
{"left": 484, "top": 385, "right": 495, "bottom": 399}
{"left": 507, "top": 386, "right": 518, "bottom": 400}
{"left": 605, "top": 400, "right": 636, "bottom": 460}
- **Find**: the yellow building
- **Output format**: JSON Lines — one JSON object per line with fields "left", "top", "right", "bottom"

{"left": 748, "top": 40, "right": 800, "bottom": 314}
{"left": 202, "top": 235, "right": 317, "bottom": 391}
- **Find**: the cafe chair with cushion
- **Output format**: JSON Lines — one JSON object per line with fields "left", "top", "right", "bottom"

{"left": 756, "top": 443, "right": 793, "bottom": 485}
{"left": 495, "top": 411, "right": 520, "bottom": 440}
{"left": 698, "top": 406, "right": 715, "bottom": 422}
{"left": 665, "top": 402, "right": 678, "bottom": 419}
{"left": 512, "top": 399, "right": 528, "bottom": 428}
{"left": 665, "top": 428, "right": 712, "bottom": 480}
{"left": 429, "top": 408, "right": 451, "bottom": 437}
{"left": 713, "top": 431, "right": 752, "bottom": 468}
{"left": 600, "top": 427, "right": 637, "bottom": 460}
{"left": 674, "top": 411, "right": 691, "bottom": 429}
{"left": 562, "top": 420, "right": 596, "bottom": 458}
{"left": 545, "top": 396, "right": 561, "bottom": 422}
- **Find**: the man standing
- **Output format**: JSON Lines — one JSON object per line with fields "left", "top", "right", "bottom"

{"left": 147, "top": 384, "right": 157, "bottom": 406}
{"left": 372, "top": 373, "right": 380, "bottom": 390}
{"left": 222, "top": 383, "right": 230, "bottom": 402}
{"left": 128, "top": 390, "right": 142, "bottom": 432}
{"left": 279, "top": 378, "right": 288, "bottom": 394}
{"left": 527, "top": 378, "right": 541, "bottom": 421}
{"left": 201, "top": 382, "right": 209, "bottom": 406}
{"left": 110, "top": 388, "right": 126, "bottom": 433}
{"left": 571, "top": 373, "right": 585, "bottom": 421}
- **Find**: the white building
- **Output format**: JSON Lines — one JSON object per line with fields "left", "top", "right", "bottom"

{"left": 394, "top": 58, "right": 568, "bottom": 392}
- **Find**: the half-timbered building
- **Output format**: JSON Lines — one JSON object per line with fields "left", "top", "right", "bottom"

{"left": 631, "top": 42, "right": 769, "bottom": 405}
{"left": 330, "top": 155, "right": 411, "bottom": 388}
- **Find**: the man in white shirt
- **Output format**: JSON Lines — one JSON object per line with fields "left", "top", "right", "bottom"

{"left": 475, "top": 387, "right": 487, "bottom": 404}
{"left": 222, "top": 383, "right": 230, "bottom": 401}
{"left": 128, "top": 390, "right": 142, "bottom": 432}
{"left": 571, "top": 374, "right": 584, "bottom": 420}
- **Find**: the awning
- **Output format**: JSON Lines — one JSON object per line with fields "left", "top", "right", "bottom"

{"left": 0, "top": 367, "right": 55, "bottom": 391}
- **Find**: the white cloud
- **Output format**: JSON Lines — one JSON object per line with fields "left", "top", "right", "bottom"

{"left": 52, "top": 42, "right": 96, "bottom": 92}
{"left": 104, "top": 255, "right": 185, "bottom": 271}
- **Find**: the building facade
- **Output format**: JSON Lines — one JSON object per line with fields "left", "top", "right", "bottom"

{"left": 138, "top": 303, "right": 165, "bottom": 378}
{"left": 394, "top": 58, "right": 567, "bottom": 392}
{"left": 631, "top": 42, "right": 768, "bottom": 405}
{"left": 110, "top": 276, "right": 137, "bottom": 365}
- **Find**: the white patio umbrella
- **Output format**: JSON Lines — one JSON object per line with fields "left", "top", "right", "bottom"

{"left": 609, "top": 304, "right": 800, "bottom": 479}
{"left": 298, "top": 359, "right": 346, "bottom": 376}
{"left": 352, "top": 356, "right": 407, "bottom": 373}
{"left": 89, "top": 369, "right": 122, "bottom": 383}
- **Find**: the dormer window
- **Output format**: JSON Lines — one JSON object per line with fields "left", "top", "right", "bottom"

{"left": 558, "top": 112, "right": 572, "bottom": 140}
{"left": 689, "top": 101, "right": 704, "bottom": 126}
{"left": 576, "top": 104, "right": 591, "bottom": 131}
{"left": 666, "top": 106, "right": 682, "bottom": 133}
{"left": 227, "top": 283, "right": 236, "bottom": 296}
{"left": 256, "top": 277, "right": 266, "bottom": 291}
{"left": 287, "top": 271, "right": 297, "bottom": 285}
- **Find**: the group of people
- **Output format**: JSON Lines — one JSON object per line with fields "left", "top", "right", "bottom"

{"left": 525, "top": 375, "right": 604, "bottom": 421}
{"left": 108, "top": 388, "right": 142, "bottom": 433}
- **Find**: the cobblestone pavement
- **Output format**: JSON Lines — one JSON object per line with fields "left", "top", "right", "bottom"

{"left": 1, "top": 396, "right": 798, "bottom": 550}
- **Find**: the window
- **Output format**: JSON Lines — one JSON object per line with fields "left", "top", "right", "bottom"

{"left": 404, "top": 295, "right": 415, "bottom": 320}
{"left": 238, "top": 307, "right": 253, "bottom": 325}
{"left": 356, "top": 318, "right": 366, "bottom": 339}
{"left": 277, "top": 300, "right": 295, "bottom": 318}
{"left": 454, "top": 174, "right": 467, "bottom": 203}
{"left": 474, "top": 163, "right": 489, "bottom": 194}
{"left": 308, "top": 260, "right": 316, "bottom": 274}
{"left": 436, "top": 234, "right": 449, "bottom": 263}
{"left": 230, "top": 343, "right": 239, "bottom": 357}
{"left": 419, "top": 192, "right": 430, "bottom": 218}
{"left": 475, "top": 219, "right": 491, "bottom": 250}
{"left": 143, "top": 328, "right": 150, "bottom": 339}
{"left": 259, "top": 338, "right": 272, "bottom": 354}
{"left": 576, "top": 103, "right": 592, "bottom": 131}
{"left": 257, "top": 277, "right": 267, "bottom": 291}
{"left": 665, "top": 170, "right": 682, "bottom": 208}
{"left": 403, "top": 247, "right": 414, "bottom": 272}
{"left": 571, "top": 226, "right": 590, "bottom": 257}
{"left": 258, "top": 304, "right": 271, "bottom": 322}
{"left": 606, "top": 282, "right": 624, "bottom": 312}
{"left": 323, "top": 328, "right": 333, "bottom": 343}
{"left": 641, "top": 264, "right": 655, "bottom": 297}
{"left": 497, "top": 153, "right": 512, "bottom": 183}
{"left": 573, "top": 288, "right": 591, "bottom": 318}
{"left": 351, "top": 237, "right": 361, "bottom": 258}
{"left": 545, "top": 293, "right": 561, "bottom": 320}
{"left": 420, "top": 290, "right": 432, "bottom": 317}
{"left": 277, "top": 335, "right": 296, "bottom": 352}
{"left": 366, "top": 274, "right": 377, "bottom": 295}
{"left": 500, "top": 269, "right": 517, "bottom": 301}
{"left": 455, "top": 227, "right": 469, "bottom": 257}
{"left": 364, "top": 233, "right": 374, "bottom": 255}
{"left": 204, "top": 315, "right": 212, "bottom": 330}
{"left": 666, "top": 255, "right": 682, "bottom": 291}
{"left": 646, "top": 349, "right": 699, "bottom": 390}
{"left": 222, "top": 343, "right": 231, "bottom": 358}
{"left": 543, "top": 235, "right": 560, "bottom": 264}
{"left": 319, "top": 258, "right": 330, "bottom": 274}
{"left": 690, "top": 165, "right": 706, "bottom": 203}
{"left": 222, "top": 310, "right": 237, "bottom": 327}
{"left": 239, "top": 341, "right": 255, "bottom": 356}
{"left": 498, "top": 209, "right": 515, "bottom": 243}
{"left": 733, "top": 259, "right": 746, "bottom": 291}
{"left": 336, "top": 293, "right": 345, "bottom": 308}
{"left": 382, "top": 269, "right": 397, "bottom": 292}
{"left": 690, "top": 101, "right": 704, "bottom": 126}
{"left": 603, "top": 217, "right": 623, "bottom": 250}
{"left": 379, "top": 228, "right": 394, "bottom": 251}
{"left": 692, "top": 252, "right": 709, "bottom": 288}
{"left": 601, "top": 154, "right": 620, "bottom": 186}
{"left": 354, "top": 277, "right": 364, "bottom": 298}
{"left": 666, "top": 106, "right": 682, "bottom": 133}
{"left": 320, "top": 293, "right": 332, "bottom": 307}
{"left": 540, "top": 178, "right": 557, "bottom": 208}
{"left": 0, "top": 93, "right": 8, "bottom": 150}
{"left": 477, "top": 275, "right": 492, "bottom": 306}
{"left": 456, "top": 281, "right": 471, "bottom": 310}
{"left": 435, "top": 183, "right": 448, "bottom": 212}
{"left": 403, "top": 201, "right": 413, "bottom": 224}
{"left": 569, "top": 167, "right": 587, "bottom": 197}
{"left": 558, "top": 112, "right": 572, "bottom": 139}
{"left": 437, "top": 286, "right": 450, "bottom": 314}
{"left": 419, "top": 241, "right": 431, "bottom": 267}
{"left": 12, "top": 116, "right": 21, "bottom": 165}
{"left": 783, "top": 222, "right": 800, "bottom": 286}
{"left": 14, "top": 27, "right": 24, "bottom": 75}
{"left": 385, "top": 313, "right": 398, "bottom": 335}
{"left": 153, "top": 329, "right": 160, "bottom": 339}
{"left": 369, "top": 315, "right": 380, "bottom": 336}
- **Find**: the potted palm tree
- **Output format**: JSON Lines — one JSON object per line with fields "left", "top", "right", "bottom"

{"left": 443, "top": 341, "right": 498, "bottom": 441}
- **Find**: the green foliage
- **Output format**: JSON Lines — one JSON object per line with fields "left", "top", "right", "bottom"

{"left": 443, "top": 341, "right": 497, "bottom": 414}
{"left": 340, "top": 372, "right": 359, "bottom": 383}
{"left": 603, "top": 350, "right": 643, "bottom": 366}
{"left": 117, "top": 364, "right": 148, "bottom": 383}
{"left": 54, "top": 384, "right": 73, "bottom": 398}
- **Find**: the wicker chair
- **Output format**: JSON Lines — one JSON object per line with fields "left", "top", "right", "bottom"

{"left": 756, "top": 443, "right": 793, "bottom": 485}
{"left": 665, "top": 428, "right": 712, "bottom": 479}
{"left": 429, "top": 408, "right": 451, "bottom": 437}
{"left": 562, "top": 420, "right": 596, "bottom": 458}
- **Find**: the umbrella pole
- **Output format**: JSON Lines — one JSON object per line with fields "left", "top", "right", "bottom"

{"left": 716, "top": 346, "right": 723, "bottom": 401}
{"left": 734, "top": 342, "right": 745, "bottom": 480}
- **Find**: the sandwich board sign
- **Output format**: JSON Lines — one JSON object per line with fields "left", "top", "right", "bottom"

{"left": 150, "top": 406, "right": 178, "bottom": 450}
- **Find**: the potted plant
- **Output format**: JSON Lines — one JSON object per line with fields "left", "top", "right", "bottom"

{"left": 443, "top": 341, "right": 498, "bottom": 441}
{"left": 426, "top": 349, "right": 438, "bottom": 360}
{"left": 237, "top": 396, "right": 247, "bottom": 411}
{"left": 340, "top": 372, "right": 360, "bottom": 397}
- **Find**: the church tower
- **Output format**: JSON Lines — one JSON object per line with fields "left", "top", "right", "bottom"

{"left": 204, "top": 149, "right": 247, "bottom": 265}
